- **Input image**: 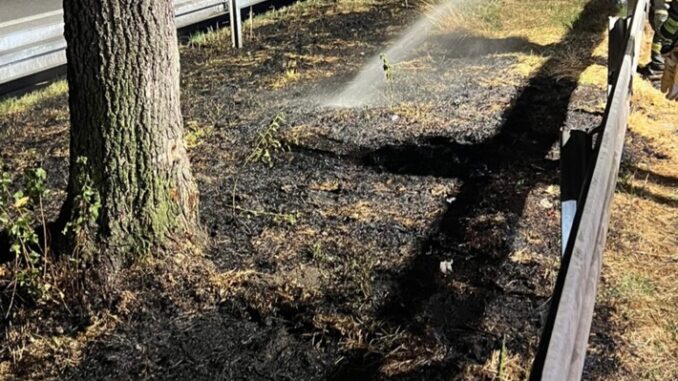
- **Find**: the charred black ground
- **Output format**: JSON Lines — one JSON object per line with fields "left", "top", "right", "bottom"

{"left": 0, "top": 0, "right": 634, "bottom": 380}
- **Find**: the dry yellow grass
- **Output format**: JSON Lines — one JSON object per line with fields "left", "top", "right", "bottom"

{"left": 424, "top": 0, "right": 610, "bottom": 86}
{"left": 578, "top": 63, "right": 608, "bottom": 87}
{"left": 509, "top": 54, "right": 548, "bottom": 78}
{"left": 423, "top": 0, "right": 590, "bottom": 45}
{"left": 601, "top": 192, "right": 678, "bottom": 380}
{"left": 593, "top": 14, "right": 678, "bottom": 381}
{"left": 271, "top": 68, "right": 303, "bottom": 89}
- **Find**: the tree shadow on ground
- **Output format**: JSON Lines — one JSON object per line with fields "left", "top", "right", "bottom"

{"left": 328, "top": 0, "right": 616, "bottom": 378}
{"left": 617, "top": 183, "right": 678, "bottom": 207}
{"left": 626, "top": 166, "right": 678, "bottom": 187}
{"left": 427, "top": 34, "right": 552, "bottom": 59}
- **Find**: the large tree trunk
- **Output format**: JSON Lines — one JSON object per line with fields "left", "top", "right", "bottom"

{"left": 62, "top": 0, "right": 199, "bottom": 253}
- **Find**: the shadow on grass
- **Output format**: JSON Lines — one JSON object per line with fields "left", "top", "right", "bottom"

{"left": 627, "top": 166, "right": 678, "bottom": 187}
{"left": 427, "top": 34, "right": 553, "bottom": 59}
{"left": 617, "top": 183, "right": 678, "bottom": 207}
{"left": 329, "top": 0, "right": 617, "bottom": 378}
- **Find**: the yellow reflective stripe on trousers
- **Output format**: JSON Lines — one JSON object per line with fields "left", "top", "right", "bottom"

{"left": 664, "top": 17, "right": 678, "bottom": 35}
{"left": 653, "top": 42, "right": 663, "bottom": 53}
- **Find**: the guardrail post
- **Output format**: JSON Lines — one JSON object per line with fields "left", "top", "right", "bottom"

{"left": 229, "top": 0, "right": 243, "bottom": 48}
{"left": 560, "top": 129, "right": 591, "bottom": 255}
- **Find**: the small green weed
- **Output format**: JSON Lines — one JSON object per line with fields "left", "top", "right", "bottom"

{"left": 187, "top": 27, "right": 224, "bottom": 47}
{"left": 246, "top": 113, "right": 288, "bottom": 166}
{"left": 349, "top": 254, "right": 374, "bottom": 299}
{"left": 310, "top": 241, "right": 331, "bottom": 265}
{"left": 606, "top": 273, "right": 656, "bottom": 300}
{"left": 0, "top": 162, "right": 53, "bottom": 316}
{"left": 184, "top": 120, "right": 214, "bottom": 149}
{"left": 616, "top": 170, "right": 634, "bottom": 192}
{"left": 380, "top": 53, "right": 395, "bottom": 82}
{"left": 231, "top": 113, "right": 298, "bottom": 224}
{"left": 62, "top": 157, "right": 101, "bottom": 262}
{"left": 497, "top": 335, "right": 507, "bottom": 380}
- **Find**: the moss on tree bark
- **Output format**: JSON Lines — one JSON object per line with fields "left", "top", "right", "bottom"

{"left": 61, "top": 0, "right": 199, "bottom": 254}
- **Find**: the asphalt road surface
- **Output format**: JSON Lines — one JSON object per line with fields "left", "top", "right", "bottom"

{"left": 0, "top": 0, "right": 61, "bottom": 24}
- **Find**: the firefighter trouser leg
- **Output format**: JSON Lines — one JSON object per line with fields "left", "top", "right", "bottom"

{"left": 659, "top": 1, "right": 678, "bottom": 50}
{"left": 651, "top": 0, "right": 669, "bottom": 65}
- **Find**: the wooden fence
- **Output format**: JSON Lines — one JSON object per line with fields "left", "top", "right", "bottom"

{"left": 530, "top": 0, "right": 649, "bottom": 380}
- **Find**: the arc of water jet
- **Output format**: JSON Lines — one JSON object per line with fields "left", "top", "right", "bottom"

{"left": 325, "top": 0, "right": 471, "bottom": 108}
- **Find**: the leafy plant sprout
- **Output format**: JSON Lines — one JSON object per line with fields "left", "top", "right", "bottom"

{"left": 61, "top": 157, "right": 102, "bottom": 263}
{"left": 0, "top": 163, "right": 51, "bottom": 317}
{"left": 380, "top": 53, "right": 395, "bottom": 82}
{"left": 246, "top": 113, "right": 287, "bottom": 166}
{"left": 0, "top": 157, "right": 103, "bottom": 319}
{"left": 231, "top": 113, "right": 299, "bottom": 225}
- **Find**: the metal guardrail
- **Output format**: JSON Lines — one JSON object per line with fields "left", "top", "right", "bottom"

{"left": 0, "top": 0, "right": 230, "bottom": 87}
{"left": 530, "top": 0, "right": 649, "bottom": 380}
{"left": 0, "top": 0, "right": 269, "bottom": 89}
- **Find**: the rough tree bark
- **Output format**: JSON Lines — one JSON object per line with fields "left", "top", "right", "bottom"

{"left": 62, "top": 0, "right": 199, "bottom": 253}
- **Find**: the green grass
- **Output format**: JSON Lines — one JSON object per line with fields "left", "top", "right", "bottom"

{"left": 0, "top": 80, "right": 68, "bottom": 117}
{"left": 471, "top": 0, "right": 504, "bottom": 28}
{"left": 666, "top": 321, "right": 678, "bottom": 343}
{"left": 184, "top": 120, "right": 214, "bottom": 149}
{"left": 553, "top": 0, "right": 590, "bottom": 29}
{"left": 186, "top": 27, "right": 229, "bottom": 47}
{"left": 607, "top": 273, "right": 657, "bottom": 300}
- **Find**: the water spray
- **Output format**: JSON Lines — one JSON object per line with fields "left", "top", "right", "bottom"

{"left": 325, "top": 0, "right": 468, "bottom": 107}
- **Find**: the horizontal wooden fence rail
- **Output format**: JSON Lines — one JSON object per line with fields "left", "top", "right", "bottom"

{"left": 530, "top": 0, "right": 649, "bottom": 380}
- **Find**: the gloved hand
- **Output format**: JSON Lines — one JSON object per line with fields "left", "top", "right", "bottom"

{"left": 661, "top": 46, "right": 678, "bottom": 101}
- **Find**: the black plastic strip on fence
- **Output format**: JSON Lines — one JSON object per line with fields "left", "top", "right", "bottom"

{"left": 529, "top": 0, "right": 648, "bottom": 380}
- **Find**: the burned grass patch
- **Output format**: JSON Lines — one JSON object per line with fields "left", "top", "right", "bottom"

{"left": 0, "top": 0, "right": 622, "bottom": 379}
